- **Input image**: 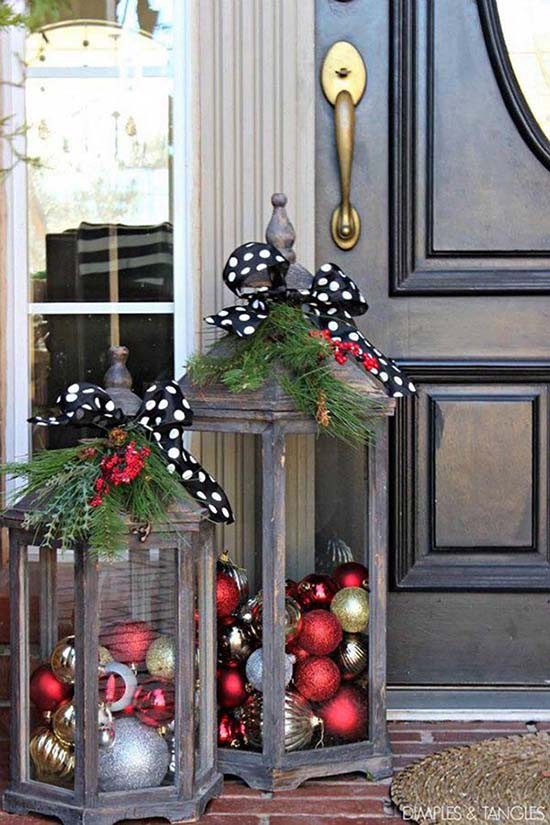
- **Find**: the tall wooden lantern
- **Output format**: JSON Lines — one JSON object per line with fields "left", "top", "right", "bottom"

{"left": 1, "top": 354, "right": 226, "bottom": 824}
{"left": 180, "top": 195, "right": 398, "bottom": 790}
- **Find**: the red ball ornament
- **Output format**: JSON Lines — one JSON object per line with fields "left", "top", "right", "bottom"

{"left": 295, "top": 656, "right": 341, "bottom": 702}
{"left": 132, "top": 679, "right": 175, "bottom": 727}
{"left": 218, "top": 711, "right": 244, "bottom": 748}
{"left": 317, "top": 685, "right": 368, "bottom": 741}
{"left": 286, "top": 639, "right": 310, "bottom": 663}
{"left": 333, "top": 562, "right": 369, "bottom": 591}
{"left": 297, "top": 574, "right": 338, "bottom": 610}
{"left": 217, "top": 666, "right": 249, "bottom": 709}
{"left": 100, "top": 620, "right": 156, "bottom": 665}
{"left": 216, "top": 572, "right": 241, "bottom": 618}
{"left": 29, "top": 664, "right": 72, "bottom": 713}
{"left": 297, "top": 609, "right": 343, "bottom": 656}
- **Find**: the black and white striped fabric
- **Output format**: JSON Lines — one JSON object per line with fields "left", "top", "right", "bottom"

{"left": 29, "top": 380, "right": 234, "bottom": 525}
{"left": 205, "top": 241, "right": 416, "bottom": 398}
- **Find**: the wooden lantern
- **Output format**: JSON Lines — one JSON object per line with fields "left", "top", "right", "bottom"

{"left": 180, "top": 195, "right": 395, "bottom": 790}
{"left": 2, "top": 501, "right": 221, "bottom": 824}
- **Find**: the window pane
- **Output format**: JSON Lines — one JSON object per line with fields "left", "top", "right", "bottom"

{"left": 32, "top": 313, "right": 174, "bottom": 449}
{"left": 26, "top": 8, "right": 174, "bottom": 301}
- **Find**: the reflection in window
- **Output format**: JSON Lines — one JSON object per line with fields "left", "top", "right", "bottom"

{"left": 497, "top": 0, "right": 550, "bottom": 139}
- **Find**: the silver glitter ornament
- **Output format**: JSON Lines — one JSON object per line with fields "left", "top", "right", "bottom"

{"left": 245, "top": 647, "right": 295, "bottom": 692}
{"left": 98, "top": 717, "right": 170, "bottom": 791}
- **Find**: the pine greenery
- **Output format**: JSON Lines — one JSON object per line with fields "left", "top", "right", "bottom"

{"left": 2, "top": 430, "right": 189, "bottom": 560}
{"left": 187, "top": 303, "right": 385, "bottom": 446}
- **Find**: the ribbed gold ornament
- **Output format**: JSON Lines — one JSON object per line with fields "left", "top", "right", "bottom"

{"left": 237, "top": 691, "right": 322, "bottom": 752}
{"left": 335, "top": 633, "right": 368, "bottom": 680}
{"left": 330, "top": 587, "right": 369, "bottom": 633}
{"left": 30, "top": 727, "right": 75, "bottom": 782}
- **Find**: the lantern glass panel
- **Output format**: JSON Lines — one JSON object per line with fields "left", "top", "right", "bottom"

{"left": 97, "top": 547, "right": 177, "bottom": 792}
{"left": 28, "top": 546, "right": 76, "bottom": 789}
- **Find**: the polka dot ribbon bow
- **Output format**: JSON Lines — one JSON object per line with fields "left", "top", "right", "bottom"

{"left": 205, "top": 241, "right": 416, "bottom": 398}
{"left": 29, "top": 380, "right": 234, "bottom": 524}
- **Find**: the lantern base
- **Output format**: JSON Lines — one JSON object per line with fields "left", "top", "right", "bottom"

{"left": 218, "top": 746, "right": 392, "bottom": 791}
{"left": 3, "top": 772, "right": 223, "bottom": 825}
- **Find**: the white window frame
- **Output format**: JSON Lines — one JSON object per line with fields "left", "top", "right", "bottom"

{"left": 1, "top": 1, "right": 196, "bottom": 480}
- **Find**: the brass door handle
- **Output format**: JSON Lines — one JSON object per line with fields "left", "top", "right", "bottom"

{"left": 321, "top": 42, "right": 367, "bottom": 250}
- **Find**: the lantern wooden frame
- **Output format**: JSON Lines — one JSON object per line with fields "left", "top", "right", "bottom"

{"left": 2, "top": 502, "right": 222, "bottom": 825}
{"left": 181, "top": 370, "right": 395, "bottom": 791}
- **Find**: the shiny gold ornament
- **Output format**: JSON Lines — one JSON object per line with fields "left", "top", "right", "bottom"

{"left": 335, "top": 633, "right": 368, "bottom": 681}
{"left": 217, "top": 551, "right": 249, "bottom": 605}
{"left": 145, "top": 635, "right": 175, "bottom": 680}
{"left": 218, "top": 620, "right": 255, "bottom": 664}
{"left": 239, "top": 592, "right": 302, "bottom": 643}
{"left": 50, "top": 635, "right": 76, "bottom": 684}
{"left": 52, "top": 700, "right": 76, "bottom": 746}
{"left": 237, "top": 691, "right": 322, "bottom": 752}
{"left": 330, "top": 587, "right": 369, "bottom": 633}
{"left": 30, "top": 727, "right": 75, "bottom": 782}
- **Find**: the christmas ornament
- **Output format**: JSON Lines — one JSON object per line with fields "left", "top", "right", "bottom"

{"left": 216, "top": 572, "right": 241, "bottom": 618}
{"left": 237, "top": 691, "right": 322, "bottom": 752}
{"left": 332, "top": 561, "right": 369, "bottom": 591}
{"left": 296, "top": 574, "right": 338, "bottom": 610}
{"left": 29, "top": 664, "right": 72, "bottom": 713}
{"left": 103, "top": 661, "right": 138, "bottom": 713}
{"left": 98, "top": 645, "right": 114, "bottom": 668}
{"left": 298, "top": 609, "right": 343, "bottom": 656}
{"left": 162, "top": 721, "right": 175, "bottom": 780}
{"left": 217, "top": 551, "right": 249, "bottom": 605}
{"left": 30, "top": 727, "right": 75, "bottom": 782}
{"left": 239, "top": 593, "right": 302, "bottom": 643}
{"left": 330, "top": 587, "right": 369, "bottom": 633}
{"left": 285, "top": 579, "right": 301, "bottom": 601}
{"left": 52, "top": 700, "right": 115, "bottom": 748}
{"left": 294, "top": 656, "right": 341, "bottom": 702}
{"left": 218, "top": 712, "right": 244, "bottom": 748}
{"left": 217, "top": 666, "right": 248, "bottom": 709}
{"left": 133, "top": 679, "right": 175, "bottom": 727}
{"left": 97, "top": 717, "right": 170, "bottom": 791}
{"left": 335, "top": 633, "right": 368, "bottom": 681}
{"left": 245, "top": 648, "right": 295, "bottom": 692}
{"left": 286, "top": 640, "right": 310, "bottom": 663}
{"left": 325, "top": 536, "right": 354, "bottom": 569}
{"left": 317, "top": 685, "right": 368, "bottom": 741}
{"left": 50, "top": 635, "right": 76, "bottom": 684}
{"left": 101, "top": 620, "right": 156, "bottom": 665}
{"left": 218, "top": 619, "right": 255, "bottom": 665}
{"left": 146, "top": 635, "right": 175, "bottom": 680}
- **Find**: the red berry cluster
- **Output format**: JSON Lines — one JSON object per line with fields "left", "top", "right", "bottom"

{"left": 90, "top": 441, "right": 151, "bottom": 507}
{"left": 310, "top": 329, "right": 380, "bottom": 372}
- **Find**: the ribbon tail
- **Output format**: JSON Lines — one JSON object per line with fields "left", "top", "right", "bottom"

{"left": 174, "top": 447, "right": 234, "bottom": 524}
{"left": 347, "top": 330, "right": 416, "bottom": 398}
{"left": 28, "top": 383, "right": 124, "bottom": 428}
{"left": 204, "top": 302, "right": 268, "bottom": 339}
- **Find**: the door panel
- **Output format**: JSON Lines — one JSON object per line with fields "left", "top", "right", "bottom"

{"left": 315, "top": 0, "right": 550, "bottom": 687}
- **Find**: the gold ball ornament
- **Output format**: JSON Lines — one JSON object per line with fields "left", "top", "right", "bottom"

{"left": 98, "top": 645, "right": 114, "bottom": 668}
{"left": 330, "top": 587, "right": 369, "bottom": 633}
{"left": 237, "top": 690, "right": 322, "bottom": 752}
{"left": 30, "top": 727, "right": 75, "bottom": 782}
{"left": 52, "top": 700, "right": 76, "bottom": 746}
{"left": 145, "top": 635, "right": 175, "bottom": 680}
{"left": 51, "top": 635, "right": 76, "bottom": 684}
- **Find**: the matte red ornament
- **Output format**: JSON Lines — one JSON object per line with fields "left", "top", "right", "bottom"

{"left": 295, "top": 656, "right": 341, "bottom": 702}
{"left": 297, "top": 574, "right": 338, "bottom": 610}
{"left": 218, "top": 711, "right": 244, "bottom": 748}
{"left": 29, "top": 664, "right": 72, "bottom": 713}
{"left": 217, "top": 666, "right": 248, "bottom": 709}
{"left": 297, "top": 609, "right": 343, "bottom": 656}
{"left": 333, "top": 561, "right": 369, "bottom": 591}
{"left": 100, "top": 620, "right": 156, "bottom": 664}
{"left": 132, "top": 678, "right": 175, "bottom": 727}
{"left": 286, "top": 639, "right": 310, "bottom": 663}
{"left": 216, "top": 572, "right": 241, "bottom": 618}
{"left": 317, "top": 685, "right": 368, "bottom": 741}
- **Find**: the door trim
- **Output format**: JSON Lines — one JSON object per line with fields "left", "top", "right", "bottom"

{"left": 388, "top": 687, "right": 550, "bottom": 721}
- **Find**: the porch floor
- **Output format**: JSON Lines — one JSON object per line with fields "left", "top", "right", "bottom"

{"left": 0, "top": 720, "right": 547, "bottom": 824}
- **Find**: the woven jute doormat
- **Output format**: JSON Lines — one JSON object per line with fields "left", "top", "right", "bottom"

{"left": 391, "top": 732, "right": 550, "bottom": 825}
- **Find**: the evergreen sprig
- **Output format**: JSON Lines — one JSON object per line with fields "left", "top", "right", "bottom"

{"left": 188, "top": 304, "right": 385, "bottom": 446}
{"left": 2, "top": 430, "right": 188, "bottom": 560}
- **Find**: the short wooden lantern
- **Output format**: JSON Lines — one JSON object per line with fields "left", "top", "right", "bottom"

{"left": 2, "top": 502, "right": 222, "bottom": 825}
{"left": 180, "top": 196, "right": 395, "bottom": 790}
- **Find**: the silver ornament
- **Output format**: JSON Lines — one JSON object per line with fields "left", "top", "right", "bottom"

{"left": 316, "top": 536, "right": 354, "bottom": 574}
{"left": 245, "top": 648, "right": 295, "bottom": 692}
{"left": 98, "top": 717, "right": 170, "bottom": 791}
{"left": 98, "top": 703, "right": 115, "bottom": 749}
{"left": 103, "top": 661, "right": 138, "bottom": 713}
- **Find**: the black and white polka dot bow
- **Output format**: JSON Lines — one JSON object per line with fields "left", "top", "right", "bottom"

{"left": 205, "top": 241, "right": 416, "bottom": 398}
{"left": 29, "top": 380, "right": 234, "bottom": 524}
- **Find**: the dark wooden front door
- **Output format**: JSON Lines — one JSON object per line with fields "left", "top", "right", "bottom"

{"left": 315, "top": 0, "right": 550, "bottom": 692}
